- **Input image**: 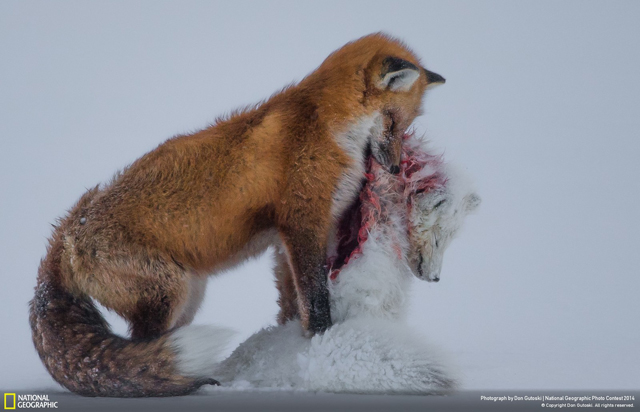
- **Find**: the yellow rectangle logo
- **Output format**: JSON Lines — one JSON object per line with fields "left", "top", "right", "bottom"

{"left": 4, "top": 393, "right": 16, "bottom": 410}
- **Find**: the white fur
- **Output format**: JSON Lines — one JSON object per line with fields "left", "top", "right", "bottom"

{"left": 171, "top": 324, "right": 235, "bottom": 378}
{"left": 213, "top": 319, "right": 455, "bottom": 394}
{"left": 330, "top": 113, "right": 381, "bottom": 224}
{"left": 302, "top": 318, "right": 456, "bottom": 394}
{"left": 329, "top": 222, "right": 412, "bottom": 324}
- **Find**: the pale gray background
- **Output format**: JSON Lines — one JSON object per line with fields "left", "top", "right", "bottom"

{"left": 1, "top": 0, "right": 638, "bottom": 391}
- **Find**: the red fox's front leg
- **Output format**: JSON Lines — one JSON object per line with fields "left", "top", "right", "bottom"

{"left": 279, "top": 224, "right": 332, "bottom": 334}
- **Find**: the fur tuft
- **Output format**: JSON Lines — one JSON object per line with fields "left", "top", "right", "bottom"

{"left": 213, "top": 319, "right": 457, "bottom": 394}
{"left": 171, "top": 325, "right": 236, "bottom": 378}
{"left": 304, "top": 318, "right": 458, "bottom": 394}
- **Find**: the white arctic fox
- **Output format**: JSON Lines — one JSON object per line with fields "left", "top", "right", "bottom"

{"left": 211, "top": 134, "right": 480, "bottom": 394}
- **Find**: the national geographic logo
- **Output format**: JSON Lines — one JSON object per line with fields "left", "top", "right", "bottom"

{"left": 3, "top": 394, "right": 15, "bottom": 410}
{"left": 4, "top": 394, "right": 58, "bottom": 409}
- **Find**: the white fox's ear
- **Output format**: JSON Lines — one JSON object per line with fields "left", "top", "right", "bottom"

{"left": 378, "top": 57, "right": 421, "bottom": 92}
{"left": 463, "top": 193, "right": 481, "bottom": 213}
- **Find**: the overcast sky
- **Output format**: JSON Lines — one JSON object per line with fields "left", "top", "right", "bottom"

{"left": 1, "top": 0, "right": 639, "bottom": 391}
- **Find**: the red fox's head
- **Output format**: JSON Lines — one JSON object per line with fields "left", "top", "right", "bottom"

{"left": 366, "top": 53, "right": 445, "bottom": 174}
{"left": 308, "top": 33, "right": 445, "bottom": 174}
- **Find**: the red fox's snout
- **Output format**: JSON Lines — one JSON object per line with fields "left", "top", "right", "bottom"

{"left": 372, "top": 123, "right": 404, "bottom": 175}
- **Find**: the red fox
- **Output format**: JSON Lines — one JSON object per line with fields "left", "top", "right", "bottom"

{"left": 30, "top": 33, "right": 445, "bottom": 397}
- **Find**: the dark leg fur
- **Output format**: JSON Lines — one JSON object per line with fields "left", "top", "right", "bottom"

{"left": 280, "top": 228, "right": 332, "bottom": 334}
{"left": 129, "top": 293, "right": 174, "bottom": 340}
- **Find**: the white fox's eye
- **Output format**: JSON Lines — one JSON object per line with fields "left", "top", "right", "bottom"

{"left": 433, "top": 199, "right": 447, "bottom": 210}
{"left": 426, "top": 196, "right": 448, "bottom": 212}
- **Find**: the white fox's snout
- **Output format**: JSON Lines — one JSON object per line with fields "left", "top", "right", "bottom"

{"left": 416, "top": 249, "right": 443, "bottom": 282}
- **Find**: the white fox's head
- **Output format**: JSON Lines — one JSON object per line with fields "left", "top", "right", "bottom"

{"left": 328, "top": 134, "right": 480, "bottom": 286}
{"left": 406, "top": 164, "right": 480, "bottom": 282}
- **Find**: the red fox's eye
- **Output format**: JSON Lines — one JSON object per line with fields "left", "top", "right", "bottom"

{"left": 434, "top": 199, "right": 447, "bottom": 209}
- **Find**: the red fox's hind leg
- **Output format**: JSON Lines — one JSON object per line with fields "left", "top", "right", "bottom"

{"left": 129, "top": 295, "right": 173, "bottom": 340}
{"left": 128, "top": 283, "right": 184, "bottom": 340}
{"left": 124, "top": 263, "right": 190, "bottom": 340}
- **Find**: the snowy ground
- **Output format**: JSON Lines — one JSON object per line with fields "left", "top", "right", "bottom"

{"left": 1, "top": 0, "right": 639, "bottom": 403}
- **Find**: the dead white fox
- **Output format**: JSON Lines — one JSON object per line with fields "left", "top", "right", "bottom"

{"left": 216, "top": 133, "right": 480, "bottom": 393}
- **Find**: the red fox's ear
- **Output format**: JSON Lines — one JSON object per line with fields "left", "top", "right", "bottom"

{"left": 378, "top": 57, "right": 421, "bottom": 92}
{"left": 423, "top": 68, "right": 446, "bottom": 88}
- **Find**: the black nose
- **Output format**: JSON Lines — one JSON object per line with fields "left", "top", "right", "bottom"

{"left": 390, "top": 165, "right": 400, "bottom": 175}
{"left": 432, "top": 277, "right": 440, "bottom": 283}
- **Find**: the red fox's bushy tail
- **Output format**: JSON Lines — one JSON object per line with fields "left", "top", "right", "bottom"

{"left": 29, "top": 233, "right": 231, "bottom": 397}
